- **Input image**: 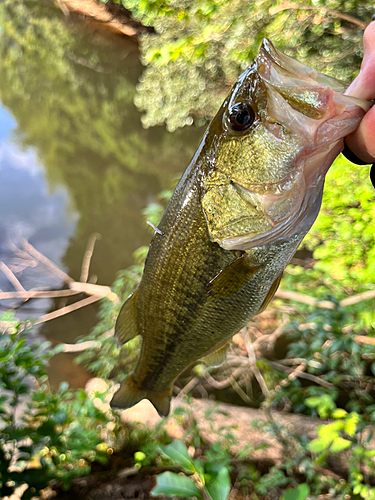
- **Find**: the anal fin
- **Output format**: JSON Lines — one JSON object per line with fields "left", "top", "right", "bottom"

{"left": 200, "top": 341, "right": 231, "bottom": 368}
{"left": 115, "top": 288, "right": 140, "bottom": 345}
{"left": 110, "top": 375, "right": 172, "bottom": 417}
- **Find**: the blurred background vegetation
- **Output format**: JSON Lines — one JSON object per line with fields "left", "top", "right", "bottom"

{"left": 0, "top": 0, "right": 375, "bottom": 499}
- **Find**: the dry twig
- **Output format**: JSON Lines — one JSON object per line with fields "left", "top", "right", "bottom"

{"left": 269, "top": 360, "right": 334, "bottom": 389}
{"left": 269, "top": 3, "right": 366, "bottom": 29}
{"left": 0, "top": 262, "right": 26, "bottom": 292}
{"left": 80, "top": 233, "right": 101, "bottom": 283}
{"left": 33, "top": 295, "right": 102, "bottom": 326}
{"left": 242, "top": 330, "right": 269, "bottom": 397}
{"left": 22, "top": 239, "right": 74, "bottom": 284}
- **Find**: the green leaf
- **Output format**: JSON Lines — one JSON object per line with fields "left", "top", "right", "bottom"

{"left": 304, "top": 397, "right": 321, "bottom": 408}
{"left": 330, "top": 437, "right": 352, "bottom": 453}
{"left": 205, "top": 466, "right": 231, "bottom": 500}
{"left": 159, "top": 440, "right": 196, "bottom": 472}
{"left": 332, "top": 409, "right": 347, "bottom": 419}
{"left": 308, "top": 439, "right": 327, "bottom": 454}
{"left": 282, "top": 483, "right": 310, "bottom": 500}
{"left": 151, "top": 472, "right": 203, "bottom": 499}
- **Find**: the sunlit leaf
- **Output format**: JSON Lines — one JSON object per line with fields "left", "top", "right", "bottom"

{"left": 151, "top": 472, "right": 203, "bottom": 499}
{"left": 159, "top": 440, "right": 197, "bottom": 472}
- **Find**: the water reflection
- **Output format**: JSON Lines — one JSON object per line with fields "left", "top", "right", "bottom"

{"left": 0, "top": 0, "right": 203, "bottom": 353}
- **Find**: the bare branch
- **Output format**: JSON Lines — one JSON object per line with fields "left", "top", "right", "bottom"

{"left": 22, "top": 239, "right": 74, "bottom": 284}
{"left": 275, "top": 287, "right": 375, "bottom": 310}
{"left": 175, "top": 376, "right": 201, "bottom": 402}
{"left": 54, "top": 0, "right": 70, "bottom": 16}
{"left": 33, "top": 295, "right": 102, "bottom": 325}
{"left": 69, "top": 282, "right": 118, "bottom": 301}
{"left": 354, "top": 335, "right": 375, "bottom": 347}
{"left": 203, "top": 366, "right": 247, "bottom": 390}
{"left": 0, "top": 262, "right": 26, "bottom": 292}
{"left": 252, "top": 316, "right": 290, "bottom": 359}
{"left": 80, "top": 233, "right": 101, "bottom": 283}
{"left": 0, "top": 290, "right": 81, "bottom": 300}
{"left": 275, "top": 289, "right": 335, "bottom": 309}
{"left": 0, "top": 284, "right": 117, "bottom": 302}
{"left": 59, "top": 339, "right": 102, "bottom": 352}
{"left": 58, "top": 329, "right": 114, "bottom": 352}
{"left": 269, "top": 3, "right": 366, "bottom": 29}
{"left": 242, "top": 330, "right": 269, "bottom": 397}
{"left": 341, "top": 290, "right": 375, "bottom": 307}
{"left": 268, "top": 360, "right": 334, "bottom": 389}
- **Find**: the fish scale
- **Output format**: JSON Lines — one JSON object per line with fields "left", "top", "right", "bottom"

{"left": 110, "top": 39, "right": 371, "bottom": 416}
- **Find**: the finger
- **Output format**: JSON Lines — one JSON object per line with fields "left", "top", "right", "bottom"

{"left": 345, "top": 106, "right": 375, "bottom": 163}
{"left": 345, "top": 20, "right": 375, "bottom": 163}
{"left": 346, "top": 21, "right": 375, "bottom": 100}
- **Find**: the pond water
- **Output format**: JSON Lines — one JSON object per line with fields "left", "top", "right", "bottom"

{"left": 0, "top": 0, "right": 203, "bottom": 386}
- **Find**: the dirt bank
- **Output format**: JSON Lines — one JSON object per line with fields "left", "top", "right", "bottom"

{"left": 58, "top": 0, "right": 150, "bottom": 38}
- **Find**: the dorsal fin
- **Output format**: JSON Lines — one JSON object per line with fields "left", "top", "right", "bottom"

{"left": 115, "top": 288, "right": 140, "bottom": 345}
{"left": 257, "top": 273, "right": 283, "bottom": 314}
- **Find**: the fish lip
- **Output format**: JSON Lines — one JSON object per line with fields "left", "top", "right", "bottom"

{"left": 257, "top": 38, "right": 372, "bottom": 113}
{"left": 257, "top": 38, "right": 346, "bottom": 92}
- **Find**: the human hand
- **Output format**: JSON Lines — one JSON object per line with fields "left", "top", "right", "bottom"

{"left": 345, "top": 18, "right": 375, "bottom": 165}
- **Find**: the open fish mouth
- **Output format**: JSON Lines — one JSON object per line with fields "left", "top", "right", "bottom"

{"left": 203, "top": 39, "right": 372, "bottom": 252}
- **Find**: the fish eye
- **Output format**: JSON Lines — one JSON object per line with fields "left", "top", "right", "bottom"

{"left": 229, "top": 103, "right": 255, "bottom": 132}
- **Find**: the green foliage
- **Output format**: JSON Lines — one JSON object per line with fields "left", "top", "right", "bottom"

{"left": 75, "top": 261, "right": 143, "bottom": 382}
{"left": 280, "top": 154, "right": 375, "bottom": 329}
{"left": 304, "top": 395, "right": 375, "bottom": 499}
{"left": 271, "top": 302, "right": 375, "bottom": 416}
{"left": 109, "top": 0, "right": 372, "bottom": 131}
{"left": 0, "top": 315, "right": 123, "bottom": 498}
{"left": 306, "top": 156, "right": 375, "bottom": 288}
{"left": 281, "top": 483, "right": 310, "bottom": 500}
{"left": 152, "top": 439, "right": 231, "bottom": 500}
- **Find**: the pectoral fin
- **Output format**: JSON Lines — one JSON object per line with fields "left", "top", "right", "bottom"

{"left": 200, "top": 340, "right": 231, "bottom": 368}
{"left": 205, "top": 254, "right": 262, "bottom": 300}
{"left": 257, "top": 273, "right": 283, "bottom": 314}
{"left": 115, "top": 288, "right": 140, "bottom": 345}
{"left": 110, "top": 375, "right": 172, "bottom": 417}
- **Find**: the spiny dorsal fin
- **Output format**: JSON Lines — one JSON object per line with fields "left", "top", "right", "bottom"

{"left": 115, "top": 288, "right": 140, "bottom": 345}
{"left": 205, "top": 254, "right": 262, "bottom": 301}
{"left": 257, "top": 273, "right": 283, "bottom": 314}
{"left": 200, "top": 340, "right": 231, "bottom": 368}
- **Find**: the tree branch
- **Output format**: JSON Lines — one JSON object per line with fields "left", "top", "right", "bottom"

{"left": 269, "top": 3, "right": 366, "bottom": 29}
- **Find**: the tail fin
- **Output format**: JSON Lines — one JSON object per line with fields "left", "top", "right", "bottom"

{"left": 110, "top": 375, "right": 172, "bottom": 417}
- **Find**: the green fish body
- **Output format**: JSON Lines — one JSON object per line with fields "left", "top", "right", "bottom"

{"left": 111, "top": 40, "right": 370, "bottom": 416}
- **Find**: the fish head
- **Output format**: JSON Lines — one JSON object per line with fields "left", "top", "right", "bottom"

{"left": 201, "top": 39, "right": 370, "bottom": 251}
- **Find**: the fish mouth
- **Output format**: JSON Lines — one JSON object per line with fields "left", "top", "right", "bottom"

{"left": 257, "top": 39, "right": 372, "bottom": 113}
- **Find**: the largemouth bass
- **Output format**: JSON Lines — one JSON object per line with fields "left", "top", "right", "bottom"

{"left": 111, "top": 39, "right": 370, "bottom": 416}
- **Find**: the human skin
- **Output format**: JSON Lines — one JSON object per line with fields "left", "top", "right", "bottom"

{"left": 345, "top": 20, "right": 375, "bottom": 163}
